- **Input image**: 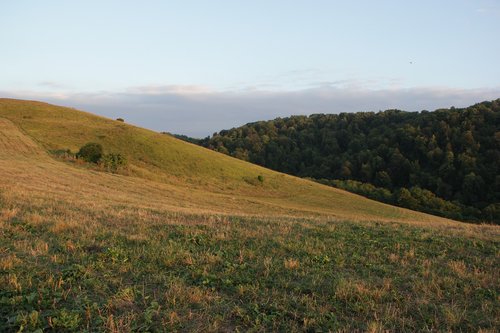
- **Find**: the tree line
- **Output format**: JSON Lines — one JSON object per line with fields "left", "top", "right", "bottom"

{"left": 193, "top": 99, "right": 499, "bottom": 223}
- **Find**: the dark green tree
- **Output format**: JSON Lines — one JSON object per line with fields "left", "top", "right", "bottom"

{"left": 77, "top": 142, "right": 103, "bottom": 163}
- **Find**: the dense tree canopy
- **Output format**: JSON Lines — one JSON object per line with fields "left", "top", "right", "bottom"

{"left": 197, "top": 100, "right": 500, "bottom": 223}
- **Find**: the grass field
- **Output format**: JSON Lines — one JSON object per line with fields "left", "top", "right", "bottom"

{"left": 0, "top": 98, "right": 499, "bottom": 332}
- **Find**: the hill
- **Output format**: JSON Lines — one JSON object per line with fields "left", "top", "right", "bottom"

{"left": 0, "top": 98, "right": 451, "bottom": 223}
{"left": 200, "top": 100, "right": 500, "bottom": 223}
{"left": 0, "top": 98, "right": 498, "bottom": 331}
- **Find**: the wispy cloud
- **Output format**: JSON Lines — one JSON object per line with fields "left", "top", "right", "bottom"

{"left": 38, "top": 81, "right": 70, "bottom": 89}
{"left": 2, "top": 85, "right": 499, "bottom": 137}
{"left": 475, "top": 3, "right": 500, "bottom": 16}
{"left": 126, "top": 85, "right": 213, "bottom": 95}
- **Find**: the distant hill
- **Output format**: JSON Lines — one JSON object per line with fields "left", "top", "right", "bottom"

{"left": 199, "top": 100, "right": 500, "bottom": 223}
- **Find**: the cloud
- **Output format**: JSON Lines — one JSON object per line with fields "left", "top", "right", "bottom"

{"left": 126, "top": 85, "right": 213, "bottom": 95}
{"left": 2, "top": 85, "right": 499, "bottom": 137}
{"left": 38, "top": 81, "right": 70, "bottom": 89}
{"left": 475, "top": 4, "right": 500, "bottom": 16}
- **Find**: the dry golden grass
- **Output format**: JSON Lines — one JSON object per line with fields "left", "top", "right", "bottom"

{"left": 0, "top": 254, "right": 20, "bottom": 271}
{"left": 283, "top": 258, "right": 300, "bottom": 270}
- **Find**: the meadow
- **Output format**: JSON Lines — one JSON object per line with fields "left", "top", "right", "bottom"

{"left": 1, "top": 197, "right": 498, "bottom": 332}
{"left": 0, "top": 99, "right": 498, "bottom": 332}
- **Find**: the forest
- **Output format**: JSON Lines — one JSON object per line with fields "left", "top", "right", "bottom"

{"left": 195, "top": 100, "right": 499, "bottom": 223}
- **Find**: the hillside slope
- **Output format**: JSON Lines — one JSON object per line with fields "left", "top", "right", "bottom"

{"left": 0, "top": 98, "right": 453, "bottom": 224}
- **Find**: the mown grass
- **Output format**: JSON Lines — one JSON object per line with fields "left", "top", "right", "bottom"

{"left": 1, "top": 198, "right": 498, "bottom": 332}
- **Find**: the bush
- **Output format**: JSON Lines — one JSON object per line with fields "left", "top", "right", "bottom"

{"left": 116, "top": 118, "right": 124, "bottom": 122}
{"left": 77, "top": 142, "right": 103, "bottom": 163}
{"left": 100, "top": 153, "right": 127, "bottom": 172}
{"left": 483, "top": 204, "right": 499, "bottom": 224}
{"left": 50, "top": 149, "right": 75, "bottom": 159}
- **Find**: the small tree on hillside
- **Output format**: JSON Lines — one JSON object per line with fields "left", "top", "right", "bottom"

{"left": 77, "top": 142, "right": 103, "bottom": 163}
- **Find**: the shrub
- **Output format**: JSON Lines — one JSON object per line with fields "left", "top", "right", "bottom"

{"left": 395, "top": 188, "right": 418, "bottom": 209}
{"left": 116, "top": 118, "right": 124, "bottom": 122}
{"left": 483, "top": 203, "right": 499, "bottom": 223}
{"left": 100, "top": 153, "right": 127, "bottom": 172}
{"left": 76, "top": 142, "right": 103, "bottom": 163}
{"left": 257, "top": 175, "right": 264, "bottom": 183}
{"left": 50, "top": 149, "right": 75, "bottom": 159}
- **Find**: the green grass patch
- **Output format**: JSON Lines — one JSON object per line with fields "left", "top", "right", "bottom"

{"left": 1, "top": 204, "right": 498, "bottom": 332}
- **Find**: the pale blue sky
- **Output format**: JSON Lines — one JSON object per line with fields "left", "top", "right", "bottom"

{"left": 1, "top": 0, "right": 500, "bottom": 136}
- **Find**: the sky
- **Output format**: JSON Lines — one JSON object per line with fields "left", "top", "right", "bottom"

{"left": 1, "top": 0, "right": 500, "bottom": 137}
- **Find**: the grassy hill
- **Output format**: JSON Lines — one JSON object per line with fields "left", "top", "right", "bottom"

{"left": 0, "top": 98, "right": 454, "bottom": 223}
{"left": 0, "top": 98, "right": 498, "bottom": 331}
